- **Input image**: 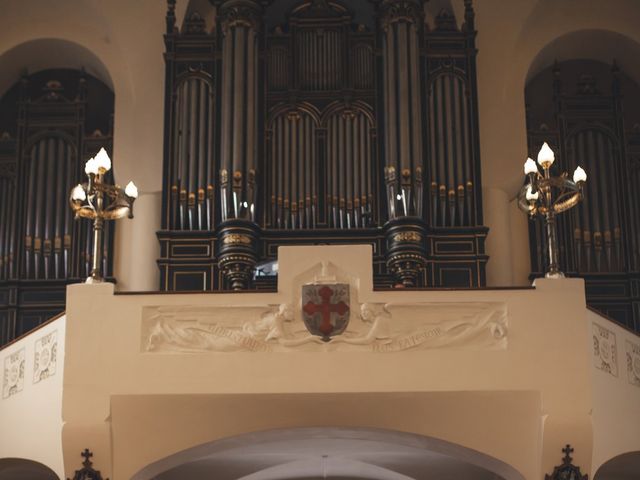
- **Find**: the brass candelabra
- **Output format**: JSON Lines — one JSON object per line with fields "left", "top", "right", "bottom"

{"left": 518, "top": 142, "right": 587, "bottom": 278}
{"left": 69, "top": 148, "right": 138, "bottom": 283}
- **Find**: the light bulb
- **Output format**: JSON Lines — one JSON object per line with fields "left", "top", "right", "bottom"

{"left": 84, "top": 157, "right": 98, "bottom": 176}
{"left": 573, "top": 166, "right": 587, "bottom": 183}
{"left": 71, "top": 184, "right": 86, "bottom": 202}
{"left": 94, "top": 147, "right": 112, "bottom": 173}
{"left": 396, "top": 194, "right": 402, "bottom": 200}
{"left": 524, "top": 157, "right": 537, "bottom": 175}
{"left": 125, "top": 181, "right": 138, "bottom": 199}
{"left": 525, "top": 185, "right": 539, "bottom": 201}
{"left": 537, "top": 142, "right": 555, "bottom": 167}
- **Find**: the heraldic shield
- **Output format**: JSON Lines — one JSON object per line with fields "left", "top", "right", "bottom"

{"left": 302, "top": 284, "right": 350, "bottom": 341}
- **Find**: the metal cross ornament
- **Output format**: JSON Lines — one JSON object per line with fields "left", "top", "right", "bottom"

{"left": 302, "top": 284, "right": 350, "bottom": 341}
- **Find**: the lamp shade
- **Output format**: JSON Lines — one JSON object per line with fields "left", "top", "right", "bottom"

{"left": 71, "top": 184, "right": 86, "bottom": 201}
{"left": 94, "top": 147, "right": 112, "bottom": 173}
{"left": 573, "top": 166, "right": 587, "bottom": 183}
{"left": 84, "top": 157, "right": 98, "bottom": 176}
{"left": 537, "top": 142, "right": 555, "bottom": 167}
{"left": 525, "top": 185, "right": 539, "bottom": 201}
{"left": 524, "top": 157, "right": 537, "bottom": 175}
{"left": 125, "top": 181, "right": 139, "bottom": 199}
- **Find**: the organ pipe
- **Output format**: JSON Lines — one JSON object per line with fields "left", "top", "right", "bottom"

{"left": 169, "top": 76, "right": 215, "bottom": 230}
{"left": 380, "top": 0, "right": 424, "bottom": 219}
{"left": 218, "top": 0, "right": 262, "bottom": 223}
{"left": 428, "top": 74, "right": 476, "bottom": 227}
{"left": 21, "top": 137, "right": 75, "bottom": 280}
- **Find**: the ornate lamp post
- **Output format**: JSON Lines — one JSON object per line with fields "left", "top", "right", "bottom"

{"left": 69, "top": 148, "right": 138, "bottom": 283}
{"left": 518, "top": 142, "right": 587, "bottom": 278}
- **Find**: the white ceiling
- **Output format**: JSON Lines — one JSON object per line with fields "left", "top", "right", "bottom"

{"left": 154, "top": 433, "right": 504, "bottom": 480}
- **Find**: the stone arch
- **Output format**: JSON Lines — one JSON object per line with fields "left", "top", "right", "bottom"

{"left": 0, "top": 458, "right": 59, "bottom": 480}
{"left": 594, "top": 451, "right": 640, "bottom": 480}
{"left": 0, "top": 38, "right": 113, "bottom": 99}
{"left": 130, "top": 427, "right": 526, "bottom": 480}
{"left": 525, "top": 30, "right": 640, "bottom": 87}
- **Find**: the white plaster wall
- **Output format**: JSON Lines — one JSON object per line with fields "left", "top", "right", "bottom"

{"left": 589, "top": 310, "right": 640, "bottom": 476}
{"left": 59, "top": 245, "right": 599, "bottom": 480}
{"left": 0, "top": 316, "right": 66, "bottom": 479}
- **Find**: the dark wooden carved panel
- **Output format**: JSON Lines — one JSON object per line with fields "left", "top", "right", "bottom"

{"left": 526, "top": 60, "right": 640, "bottom": 332}
{"left": 0, "top": 69, "right": 115, "bottom": 346}
{"left": 159, "top": 0, "right": 488, "bottom": 292}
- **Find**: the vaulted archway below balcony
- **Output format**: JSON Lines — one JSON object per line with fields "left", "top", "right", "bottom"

{"left": 0, "top": 458, "right": 59, "bottom": 480}
{"left": 132, "top": 427, "right": 525, "bottom": 480}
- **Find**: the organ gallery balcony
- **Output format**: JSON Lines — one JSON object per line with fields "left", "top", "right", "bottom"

{"left": 1, "top": 245, "right": 639, "bottom": 480}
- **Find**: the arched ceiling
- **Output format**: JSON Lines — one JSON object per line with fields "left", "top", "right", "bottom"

{"left": 0, "top": 458, "right": 59, "bottom": 480}
{"left": 139, "top": 428, "right": 520, "bottom": 480}
{"left": 595, "top": 451, "right": 640, "bottom": 480}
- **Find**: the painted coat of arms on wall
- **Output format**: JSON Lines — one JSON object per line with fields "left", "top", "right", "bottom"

{"left": 302, "top": 284, "right": 350, "bottom": 341}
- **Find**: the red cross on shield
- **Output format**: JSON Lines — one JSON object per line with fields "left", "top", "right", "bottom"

{"left": 301, "top": 284, "right": 350, "bottom": 341}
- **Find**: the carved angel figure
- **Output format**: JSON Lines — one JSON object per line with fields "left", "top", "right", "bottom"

{"left": 331, "top": 303, "right": 393, "bottom": 345}
{"left": 244, "top": 303, "right": 323, "bottom": 346}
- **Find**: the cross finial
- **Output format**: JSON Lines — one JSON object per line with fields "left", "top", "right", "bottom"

{"left": 81, "top": 449, "right": 94, "bottom": 467}
{"left": 562, "top": 444, "right": 574, "bottom": 464}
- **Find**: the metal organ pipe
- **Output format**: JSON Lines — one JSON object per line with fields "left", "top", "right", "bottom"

{"left": 380, "top": 0, "right": 423, "bottom": 220}
{"left": 170, "top": 76, "right": 215, "bottom": 230}
{"left": 218, "top": 1, "right": 262, "bottom": 222}
{"left": 428, "top": 73, "right": 475, "bottom": 227}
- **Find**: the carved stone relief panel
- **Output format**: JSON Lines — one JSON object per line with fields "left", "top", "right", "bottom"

{"left": 2, "top": 348, "right": 25, "bottom": 399}
{"left": 626, "top": 339, "right": 640, "bottom": 387}
{"left": 593, "top": 322, "right": 618, "bottom": 377}
{"left": 141, "top": 300, "right": 507, "bottom": 354}
{"left": 34, "top": 330, "right": 57, "bottom": 383}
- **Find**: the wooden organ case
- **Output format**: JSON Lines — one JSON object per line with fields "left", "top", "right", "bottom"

{"left": 526, "top": 60, "right": 640, "bottom": 331}
{"left": 0, "top": 70, "right": 115, "bottom": 345}
{"left": 158, "top": 0, "right": 488, "bottom": 292}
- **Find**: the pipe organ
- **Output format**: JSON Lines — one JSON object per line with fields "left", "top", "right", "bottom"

{"left": 526, "top": 60, "right": 640, "bottom": 330}
{"left": 0, "top": 70, "right": 115, "bottom": 346}
{"left": 158, "top": 0, "right": 489, "bottom": 291}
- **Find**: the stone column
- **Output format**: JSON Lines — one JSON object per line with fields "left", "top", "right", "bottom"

{"left": 483, "top": 187, "right": 513, "bottom": 286}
